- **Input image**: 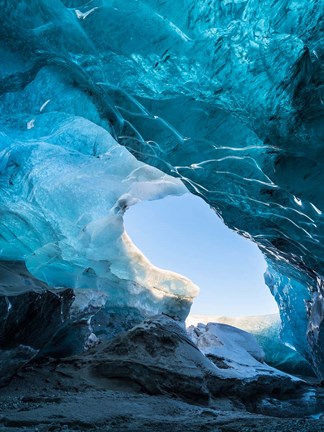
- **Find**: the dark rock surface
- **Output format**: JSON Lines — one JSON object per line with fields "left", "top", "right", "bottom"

{"left": 83, "top": 315, "right": 303, "bottom": 402}
{"left": 0, "top": 389, "right": 324, "bottom": 432}
{"left": 0, "top": 289, "right": 74, "bottom": 351}
{"left": 0, "top": 315, "right": 323, "bottom": 431}
{"left": 0, "top": 261, "right": 76, "bottom": 385}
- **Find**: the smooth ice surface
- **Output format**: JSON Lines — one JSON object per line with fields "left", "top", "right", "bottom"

{"left": 0, "top": 0, "right": 323, "bottom": 375}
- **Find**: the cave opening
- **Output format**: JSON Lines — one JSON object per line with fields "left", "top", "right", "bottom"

{"left": 124, "top": 192, "right": 278, "bottom": 319}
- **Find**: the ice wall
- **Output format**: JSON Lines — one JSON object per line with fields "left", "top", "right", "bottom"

{"left": 0, "top": 35, "right": 199, "bottom": 318}
{"left": 0, "top": 0, "right": 323, "bottom": 375}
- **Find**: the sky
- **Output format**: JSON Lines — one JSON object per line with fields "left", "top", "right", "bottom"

{"left": 124, "top": 193, "right": 278, "bottom": 317}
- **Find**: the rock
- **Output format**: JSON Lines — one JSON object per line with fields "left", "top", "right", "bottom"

{"left": 0, "top": 262, "right": 75, "bottom": 384}
{"left": 80, "top": 315, "right": 301, "bottom": 404}
{"left": 0, "top": 288, "right": 74, "bottom": 351}
{"left": 0, "top": 345, "right": 38, "bottom": 387}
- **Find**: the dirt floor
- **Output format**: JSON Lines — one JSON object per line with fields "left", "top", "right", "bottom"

{"left": 0, "top": 357, "right": 323, "bottom": 432}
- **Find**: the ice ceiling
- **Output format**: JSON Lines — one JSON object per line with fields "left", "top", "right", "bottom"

{"left": 0, "top": 0, "right": 323, "bottom": 376}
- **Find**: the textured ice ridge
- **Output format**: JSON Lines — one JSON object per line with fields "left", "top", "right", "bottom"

{"left": 0, "top": 0, "right": 323, "bottom": 375}
{"left": 188, "top": 314, "right": 315, "bottom": 376}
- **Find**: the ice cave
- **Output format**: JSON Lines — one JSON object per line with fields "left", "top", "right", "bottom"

{"left": 0, "top": 0, "right": 323, "bottom": 430}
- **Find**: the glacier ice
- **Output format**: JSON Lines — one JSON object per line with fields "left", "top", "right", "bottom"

{"left": 188, "top": 322, "right": 265, "bottom": 365}
{"left": 0, "top": 0, "right": 323, "bottom": 376}
{"left": 187, "top": 314, "right": 315, "bottom": 376}
{"left": 186, "top": 320, "right": 302, "bottom": 384}
{"left": 0, "top": 90, "right": 198, "bottom": 316}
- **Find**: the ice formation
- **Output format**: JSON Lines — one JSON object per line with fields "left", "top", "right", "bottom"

{"left": 0, "top": 75, "right": 198, "bottom": 316}
{"left": 0, "top": 0, "right": 323, "bottom": 376}
{"left": 187, "top": 314, "right": 315, "bottom": 376}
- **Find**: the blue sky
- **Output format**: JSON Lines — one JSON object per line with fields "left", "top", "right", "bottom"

{"left": 124, "top": 193, "right": 278, "bottom": 317}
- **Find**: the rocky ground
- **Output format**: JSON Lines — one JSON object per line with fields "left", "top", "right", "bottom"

{"left": 0, "top": 315, "right": 324, "bottom": 432}
{"left": 0, "top": 381, "right": 323, "bottom": 432}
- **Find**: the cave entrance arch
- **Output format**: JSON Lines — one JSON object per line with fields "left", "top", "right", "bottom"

{"left": 124, "top": 192, "right": 278, "bottom": 318}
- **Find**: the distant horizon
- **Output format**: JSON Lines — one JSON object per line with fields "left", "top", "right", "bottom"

{"left": 125, "top": 193, "right": 278, "bottom": 317}
{"left": 186, "top": 313, "right": 280, "bottom": 332}
{"left": 188, "top": 312, "right": 279, "bottom": 319}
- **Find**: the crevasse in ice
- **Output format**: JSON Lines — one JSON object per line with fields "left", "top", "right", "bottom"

{"left": 0, "top": 0, "right": 323, "bottom": 375}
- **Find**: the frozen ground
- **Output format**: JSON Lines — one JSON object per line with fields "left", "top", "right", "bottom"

{"left": 0, "top": 316, "right": 324, "bottom": 432}
{"left": 0, "top": 363, "right": 323, "bottom": 432}
{"left": 1, "top": 387, "right": 324, "bottom": 432}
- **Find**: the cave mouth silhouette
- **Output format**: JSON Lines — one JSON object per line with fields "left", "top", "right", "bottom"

{"left": 124, "top": 192, "right": 278, "bottom": 318}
